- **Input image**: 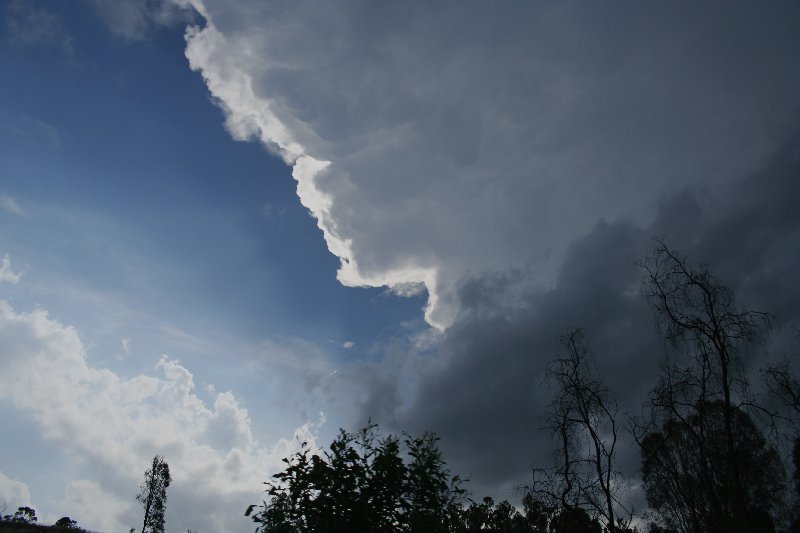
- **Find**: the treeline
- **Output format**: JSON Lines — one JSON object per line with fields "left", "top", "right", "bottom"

{"left": 1, "top": 455, "right": 172, "bottom": 533}
{"left": 248, "top": 241, "right": 800, "bottom": 533}
{"left": 245, "top": 422, "right": 608, "bottom": 533}
{"left": 0, "top": 506, "right": 89, "bottom": 532}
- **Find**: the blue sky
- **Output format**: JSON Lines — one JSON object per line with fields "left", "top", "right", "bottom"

{"left": 1, "top": 2, "right": 429, "bottom": 530}
{"left": 1, "top": 0, "right": 424, "bottom": 346}
{"left": 1, "top": 1, "right": 800, "bottom": 532}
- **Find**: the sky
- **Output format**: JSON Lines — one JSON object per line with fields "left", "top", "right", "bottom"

{"left": 1, "top": 1, "right": 799, "bottom": 531}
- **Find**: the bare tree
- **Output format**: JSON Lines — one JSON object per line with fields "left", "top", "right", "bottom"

{"left": 531, "top": 330, "right": 632, "bottom": 533}
{"left": 137, "top": 455, "right": 171, "bottom": 533}
{"left": 764, "top": 360, "right": 800, "bottom": 421}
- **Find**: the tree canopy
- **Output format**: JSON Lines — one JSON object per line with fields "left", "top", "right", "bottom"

{"left": 637, "top": 241, "right": 789, "bottom": 532}
{"left": 247, "top": 423, "right": 467, "bottom": 533}
{"left": 641, "top": 400, "right": 784, "bottom": 533}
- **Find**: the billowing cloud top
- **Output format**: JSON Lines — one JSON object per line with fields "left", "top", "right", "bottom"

{"left": 180, "top": 0, "right": 800, "bottom": 328}
{"left": 0, "top": 298, "right": 319, "bottom": 532}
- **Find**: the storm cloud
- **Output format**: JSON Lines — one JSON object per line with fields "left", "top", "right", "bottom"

{"left": 169, "top": 0, "right": 800, "bottom": 502}
{"left": 182, "top": 0, "right": 800, "bottom": 328}
{"left": 381, "top": 134, "right": 800, "bottom": 499}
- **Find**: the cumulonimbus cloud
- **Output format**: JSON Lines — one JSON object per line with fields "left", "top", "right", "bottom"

{"left": 178, "top": 1, "right": 800, "bottom": 330}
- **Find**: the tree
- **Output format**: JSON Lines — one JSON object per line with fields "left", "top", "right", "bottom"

{"left": 247, "top": 423, "right": 468, "bottom": 533}
{"left": 55, "top": 516, "right": 79, "bottom": 529}
{"left": 404, "top": 432, "right": 466, "bottom": 533}
{"left": 549, "top": 507, "right": 602, "bottom": 533}
{"left": 9, "top": 506, "right": 37, "bottom": 524}
{"left": 638, "top": 241, "right": 783, "bottom": 532}
{"left": 136, "top": 455, "right": 171, "bottom": 533}
{"left": 530, "top": 330, "right": 632, "bottom": 532}
{"left": 458, "top": 496, "right": 540, "bottom": 532}
{"left": 763, "top": 360, "right": 800, "bottom": 530}
{"left": 641, "top": 400, "right": 783, "bottom": 533}
{"left": 519, "top": 493, "right": 551, "bottom": 532}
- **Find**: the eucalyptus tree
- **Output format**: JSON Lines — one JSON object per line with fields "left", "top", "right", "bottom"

{"left": 137, "top": 455, "right": 171, "bottom": 533}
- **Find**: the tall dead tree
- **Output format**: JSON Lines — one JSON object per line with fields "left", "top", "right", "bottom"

{"left": 532, "top": 330, "right": 632, "bottom": 532}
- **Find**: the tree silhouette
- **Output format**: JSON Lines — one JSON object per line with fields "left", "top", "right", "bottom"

{"left": 136, "top": 455, "right": 171, "bottom": 533}
{"left": 641, "top": 400, "right": 783, "bottom": 532}
{"left": 638, "top": 241, "right": 783, "bottom": 532}
{"left": 549, "top": 507, "right": 602, "bottom": 533}
{"left": 8, "top": 506, "right": 37, "bottom": 524}
{"left": 404, "top": 432, "right": 466, "bottom": 532}
{"left": 55, "top": 516, "right": 80, "bottom": 529}
{"left": 763, "top": 360, "right": 800, "bottom": 530}
{"left": 530, "top": 330, "right": 632, "bottom": 532}
{"left": 458, "top": 496, "right": 540, "bottom": 532}
{"left": 247, "top": 423, "right": 468, "bottom": 533}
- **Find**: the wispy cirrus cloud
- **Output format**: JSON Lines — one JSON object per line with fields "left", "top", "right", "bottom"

{"left": 3, "top": 0, "right": 74, "bottom": 57}
{"left": 0, "top": 255, "right": 22, "bottom": 284}
{"left": 0, "top": 194, "right": 24, "bottom": 216}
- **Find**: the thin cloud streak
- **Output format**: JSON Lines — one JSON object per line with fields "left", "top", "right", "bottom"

{"left": 0, "top": 254, "right": 22, "bottom": 284}
{"left": 0, "top": 194, "right": 24, "bottom": 216}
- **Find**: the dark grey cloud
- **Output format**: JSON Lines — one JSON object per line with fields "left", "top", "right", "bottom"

{"left": 388, "top": 221, "right": 655, "bottom": 495}
{"left": 360, "top": 131, "right": 800, "bottom": 500}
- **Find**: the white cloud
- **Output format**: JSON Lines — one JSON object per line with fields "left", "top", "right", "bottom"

{"left": 0, "top": 470, "right": 32, "bottom": 510}
{"left": 0, "top": 194, "right": 24, "bottom": 216}
{"left": 179, "top": 1, "right": 800, "bottom": 329}
{"left": 0, "top": 299, "right": 319, "bottom": 533}
{"left": 0, "top": 255, "right": 22, "bottom": 284}
{"left": 58, "top": 480, "right": 128, "bottom": 533}
{"left": 342, "top": 341, "right": 354, "bottom": 349}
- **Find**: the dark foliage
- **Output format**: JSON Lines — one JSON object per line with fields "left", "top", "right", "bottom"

{"left": 0, "top": 508, "right": 88, "bottom": 533}
{"left": 3, "top": 508, "right": 36, "bottom": 525}
{"left": 641, "top": 401, "right": 783, "bottom": 532}
{"left": 247, "top": 423, "right": 467, "bottom": 533}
